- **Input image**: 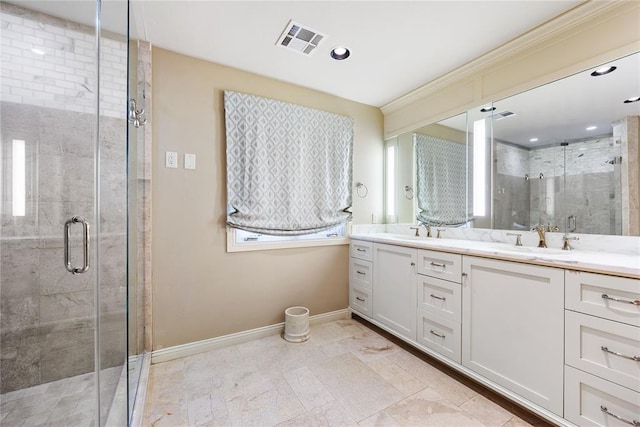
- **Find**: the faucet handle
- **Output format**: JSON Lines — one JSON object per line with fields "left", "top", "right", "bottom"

{"left": 409, "top": 226, "right": 420, "bottom": 237}
{"left": 506, "top": 232, "right": 523, "bottom": 246}
{"left": 562, "top": 234, "right": 579, "bottom": 251}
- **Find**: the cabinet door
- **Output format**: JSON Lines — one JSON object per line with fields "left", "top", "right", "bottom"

{"left": 373, "top": 243, "right": 417, "bottom": 340}
{"left": 462, "top": 256, "right": 564, "bottom": 416}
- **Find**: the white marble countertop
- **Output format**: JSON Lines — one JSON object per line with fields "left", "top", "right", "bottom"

{"left": 350, "top": 232, "right": 640, "bottom": 279}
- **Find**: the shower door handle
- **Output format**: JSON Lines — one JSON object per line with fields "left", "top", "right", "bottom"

{"left": 64, "top": 216, "right": 90, "bottom": 275}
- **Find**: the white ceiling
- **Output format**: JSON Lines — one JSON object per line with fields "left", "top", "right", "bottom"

{"left": 129, "top": 0, "right": 585, "bottom": 107}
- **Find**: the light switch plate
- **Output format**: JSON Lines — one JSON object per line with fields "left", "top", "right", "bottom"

{"left": 166, "top": 151, "right": 178, "bottom": 168}
{"left": 184, "top": 153, "right": 196, "bottom": 170}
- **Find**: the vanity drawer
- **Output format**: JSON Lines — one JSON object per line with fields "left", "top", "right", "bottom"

{"left": 350, "top": 240, "right": 373, "bottom": 261}
{"left": 565, "top": 365, "right": 640, "bottom": 427}
{"left": 565, "top": 310, "right": 640, "bottom": 392}
{"left": 417, "top": 249, "right": 462, "bottom": 283}
{"left": 417, "top": 312, "right": 461, "bottom": 363}
{"left": 566, "top": 271, "right": 640, "bottom": 327}
{"left": 350, "top": 258, "right": 373, "bottom": 290}
{"left": 417, "top": 274, "right": 461, "bottom": 323}
{"left": 350, "top": 285, "right": 372, "bottom": 318}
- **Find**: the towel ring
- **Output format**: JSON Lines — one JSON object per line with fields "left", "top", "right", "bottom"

{"left": 356, "top": 182, "right": 368, "bottom": 198}
{"left": 404, "top": 185, "right": 414, "bottom": 200}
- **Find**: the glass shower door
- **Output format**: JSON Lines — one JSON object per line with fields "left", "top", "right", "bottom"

{"left": 0, "top": 1, "right": 128, "bottom": 425}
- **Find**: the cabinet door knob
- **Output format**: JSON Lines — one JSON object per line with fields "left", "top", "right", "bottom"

{"left": 410, "top": 262, "right": 415, "bottom": 266}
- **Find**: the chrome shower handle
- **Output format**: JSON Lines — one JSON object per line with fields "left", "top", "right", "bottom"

{"left": 64, "top": 216, "right": 90, "bottom": 275}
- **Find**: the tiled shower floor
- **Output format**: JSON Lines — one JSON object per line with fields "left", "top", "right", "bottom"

{"left": 0, "top": 366, "right": 124, "bottom": 427}
{"left": 144, "top": 318, "right": 550, "bottom": 426}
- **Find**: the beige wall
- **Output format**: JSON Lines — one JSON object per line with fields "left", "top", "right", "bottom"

{"left": 151, "top": 47, "right": 383, "bottom": 349}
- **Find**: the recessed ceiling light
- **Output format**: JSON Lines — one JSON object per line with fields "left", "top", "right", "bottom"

{"left": 529, "top": 138, "right": 539, "bottom": 142}
{"left": 30, "top": 47, "right": 45, "bottom": 55}
{"left": 590, "top": 65, "right": 616, "bottom": 76}
{"left": 623, "top": 96, "right": 640, "bottom": 104}
{"left": 586, "top": 126, "right": 597, "bottom": 131}
{"left": 480, "top": 106, "right": 495, "bottom": 113}
{"left": 330, "top": 46, "right": 350, "bottom": 60}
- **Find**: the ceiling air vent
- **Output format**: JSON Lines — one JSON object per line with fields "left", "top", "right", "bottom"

{"left": 277, "top": 20, "right": 326, "bottom": 56}
{"left": 493, "top": 110, "right": 517, "bottom": 120}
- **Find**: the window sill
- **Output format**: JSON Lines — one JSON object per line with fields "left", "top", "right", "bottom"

{"left": 226, "top": 229, "right": 350, "bottom": 253}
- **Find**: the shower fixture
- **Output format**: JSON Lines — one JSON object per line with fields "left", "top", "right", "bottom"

{"left": 128, "top": 98, "right": 146, "bottom": 128}
{"left": 605, "top": 156, "right": 622, "bottom": 165}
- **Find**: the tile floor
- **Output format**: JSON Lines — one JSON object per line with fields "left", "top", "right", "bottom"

{"left": 144, "top": 318, "right": 551, "bottom": 427}
{"left": 0, "top": 366, "right": 125, "bottom": 427}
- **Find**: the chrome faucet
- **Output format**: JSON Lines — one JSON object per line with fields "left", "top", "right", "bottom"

{"left": 532, "top": 225, "right": 547, "bottom": 248}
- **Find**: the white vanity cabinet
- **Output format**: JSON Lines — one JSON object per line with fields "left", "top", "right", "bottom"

{"left": 416, "top": 250, "right": 463, "bottom": 363}
{"left": 349, "top": 240, "right": 373, "bottom": 317}
{"left": 461, "top": 256, "right": 565, "bottom": 416}
{"left": 372, "top": 243, "right": 417, "bottom": 341}
{"left": 564, "top": 271, "right": 640, "bottom": 426}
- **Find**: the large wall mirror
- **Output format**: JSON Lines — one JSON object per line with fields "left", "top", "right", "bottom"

{"left": 384, "top": 51, "right": 639, "bottom": 236}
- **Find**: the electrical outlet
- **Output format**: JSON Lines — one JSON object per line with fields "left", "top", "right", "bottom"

{"left": 166, "top": 151, "right": 178, "bottom": 168}
{"left": 184, "top": 153, "right": 196, "bottom": 170}
{"left": 372, "top": 213, "right": 379, "bottom": 224}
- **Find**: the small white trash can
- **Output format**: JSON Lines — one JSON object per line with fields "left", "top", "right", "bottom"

{"left": 283, "top": 306, "right": 310, "bottom": 343}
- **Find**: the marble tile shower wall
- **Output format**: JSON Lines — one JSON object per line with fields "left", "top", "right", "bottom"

{"left": 0, "top": 2, "right": 127, "bottom": 119}
{"left": 494, "top": 138, "right": 622, "bottom": 234}
{"left": 0, "top": 4, "right": 127, "bottom": 394}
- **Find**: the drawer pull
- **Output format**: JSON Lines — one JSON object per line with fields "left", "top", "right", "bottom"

{"left": 429, "top": 330, "right": 446, "bottom": 338}
{"left": 356, "top": 248, "right": 366, "bottom": 252}
{"left": 356, "top": 297, "right": 365, "bottom": 302}
{"left": 601, "top": 294, "right": 640, "bottom": 305}
{"left": 600, "top": 406, "right": 640, "bottom": 426}
{"left": 356, "top": 270, "right": 366, "bottom": 275}
{"left": 430, "top": 262, "right": 446, "bottom": 268}
{"left": 430, "top": 294, "right": 446, "bottom": 301}
{"left": 601, "top": 346, "right": 640, "bottom": 362}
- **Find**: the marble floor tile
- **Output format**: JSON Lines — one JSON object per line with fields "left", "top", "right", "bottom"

{"left": 284, "top": 366, "right": 335, "bottom": 411}
{"left": 277, "top": 401, "right": 357, "bottom": 427}
{"left": 141, "top": 318, "right": 541, "bottom": 427}
{"left": 384, "top": 387, "right": 484, "bottom": 426}
{"left": 460, "top": 394, "right": 515, "bottom": 426}
{"left": 310, "top": 352, "right": 404, "bottom": 422}
{"left": 364, "top": 356, "right": 427, "bottom": 397}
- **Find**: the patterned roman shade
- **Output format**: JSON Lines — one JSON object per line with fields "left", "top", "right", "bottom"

{"left": 415, "top": 133, "right": 469, "bottom": 226}
{"left": 224, "top": 91, "right": 354, "bottom": 235}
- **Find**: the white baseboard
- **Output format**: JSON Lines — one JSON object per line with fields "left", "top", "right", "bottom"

{"left": 151, "top": 308, "right": 350, "bottom": 364}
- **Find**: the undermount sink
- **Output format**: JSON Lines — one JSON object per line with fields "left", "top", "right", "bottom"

{"left": 491, "top": 245, "right": 570, "bottom": 256}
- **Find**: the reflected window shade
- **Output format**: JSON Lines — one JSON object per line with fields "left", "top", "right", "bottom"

{"left": 414, "top": 134, "right": 468, "bottom": 226}
{"left": 224, "top": 91, "right": 354, "bottom": 236}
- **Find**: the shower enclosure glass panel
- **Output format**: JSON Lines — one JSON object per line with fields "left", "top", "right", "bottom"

{"left": 0, "top": 1, "right": 128, "bottom": 425}
{"left": 563, "top": 141, "right": 622, "bottom": 235}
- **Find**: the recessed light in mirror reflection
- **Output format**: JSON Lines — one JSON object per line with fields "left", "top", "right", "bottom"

{"left": 529, "top": 138, "right": 538, "bottom": 142}
{"left": 586, "top": 126, "right": 597, "bottom": 131}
